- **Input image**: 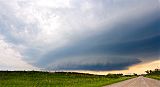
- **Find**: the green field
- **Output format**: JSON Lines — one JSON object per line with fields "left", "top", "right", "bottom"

{"left": 0, "top": 71, "right": 132, "bottom": 87}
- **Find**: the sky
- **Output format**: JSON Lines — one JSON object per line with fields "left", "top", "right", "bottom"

{"left": 0, "top": 0, "right": 160, "bottom": 73}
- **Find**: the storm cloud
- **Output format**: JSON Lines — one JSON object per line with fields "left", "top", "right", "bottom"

{"left": 39, "top": 10, "right": 160, "bottom": 70}
{"left": 0, "top": 0, "right": 159, "bottom": 70}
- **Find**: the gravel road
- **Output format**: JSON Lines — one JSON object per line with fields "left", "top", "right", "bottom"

{"left": 103, "top": 76, "right": 160, "bottom": 87}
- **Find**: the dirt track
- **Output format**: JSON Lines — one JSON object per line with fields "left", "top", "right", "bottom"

{"left": 103, "top": 76, "right": 160, "bottom": 87}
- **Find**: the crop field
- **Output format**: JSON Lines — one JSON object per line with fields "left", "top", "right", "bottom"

{"left": 0, "top": 71, "right": 132, "bottom": 87}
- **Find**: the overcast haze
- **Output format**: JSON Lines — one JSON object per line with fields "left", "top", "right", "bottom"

{"left": 0, "top": 0, "right": 160, "bottom": 72}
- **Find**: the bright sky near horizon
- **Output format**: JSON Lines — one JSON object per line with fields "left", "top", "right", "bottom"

{"left": 68, "top": 60, "right": 160, "bottom": 75}
{"left": 0, "top": 0, "right": 159, "bottom": 74}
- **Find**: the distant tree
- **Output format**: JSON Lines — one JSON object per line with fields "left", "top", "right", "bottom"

{"left": 145, "top": 69, "right": 160, "bottom": 75}
{"left": 149, "top": 70, "right": 152, "bottom": 74}
{"left": 145, "top": 70, "right": 150, "bottom": 74}
{"left": 133, "top": 73, "right": 138, "bottom": 76}
{"left": 155, "top": 69, "right": 159, "bottom": 71}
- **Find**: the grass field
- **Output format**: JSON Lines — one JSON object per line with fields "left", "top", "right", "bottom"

{"left": 0, "top": 71, "right": 132, "bottom": 87}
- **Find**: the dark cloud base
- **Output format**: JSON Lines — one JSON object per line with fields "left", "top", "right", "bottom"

{"left": 54, "top": 59, "right": 141, "bottom": 71}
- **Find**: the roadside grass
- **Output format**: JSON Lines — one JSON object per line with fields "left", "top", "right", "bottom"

{"left": 0, "top": 71, "right": 133, "bottom": 87}
{"left": 145, "top": 75, "right": 160, "bottom": 80}
{"left": 145, "top": 69, "right": 160, "bottom": 80}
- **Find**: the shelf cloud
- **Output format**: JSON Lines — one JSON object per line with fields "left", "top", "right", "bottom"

{"left": 0, "top": 0, "right": 159, "bottom": 71}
